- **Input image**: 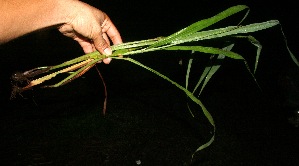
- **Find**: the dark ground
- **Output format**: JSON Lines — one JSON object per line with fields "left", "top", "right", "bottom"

{"left": 1, "top": 1, "right": 299, "bottom": 165}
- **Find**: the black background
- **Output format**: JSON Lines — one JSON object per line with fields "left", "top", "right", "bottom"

{"left": 1, "top": 0, "right": 298, "bottom": 165}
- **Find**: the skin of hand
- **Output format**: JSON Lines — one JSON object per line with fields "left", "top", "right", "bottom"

{"left": 0, "top": 0, "right": 122, "bottom": 64}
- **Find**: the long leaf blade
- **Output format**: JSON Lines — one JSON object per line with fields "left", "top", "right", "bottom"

{"left": 198, "top": 44, "right": 234, "bottom": 95}
{"left": 113, "top": 57, "right": 215, "bottom": 127}
{"left": 148, "top": 5, "right": 249, "bottom": 48}
{"left": 165, "top": 46, "right": 244, "bottom": 59}
{"left": 172, "top": 20, "right": 279, "bottom": 45}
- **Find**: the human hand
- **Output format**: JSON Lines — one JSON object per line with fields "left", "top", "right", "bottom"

{"left": 58, "top": 1, "right": 122, "bottom": 64}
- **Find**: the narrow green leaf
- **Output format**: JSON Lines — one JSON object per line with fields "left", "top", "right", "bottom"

{"left": 46, "top": 59, "right": 99, "bottom": 87}
{"left": 113, "top": 57, "right": 215, "bottom": 127}
{"left": 280, "top": 26, "right": 299, "bottom": 67}
{"left": 165, "top": 46, "right": 244, "bottom": 59}
{"left": 193, "top": 66, "right": 211, "bottom": 94}
{"left": 285, "top": 42, "right": 299, "bottom": 68}
{"left": 172, "top": 26, "right": 238, "bottom": 44}
{"left": 116, "top": 57, "right": 216, "bottom": 155}
{"left": 192, "top": 135, "right": 215, "bottom": 159}
{"left": 111, "top": 37, "right": 162, "bottom": 50}
{"left": 173, "top": 20, "right": 279, "bottom": 45}
{"left": 198, "top": 45, "right": 233, "bottom": 95}
{"left": 49, "top": 51, "right": 103, "bottom": 71}
{"left": 148, "top": 5, "right": 249, "bottom": 48}
{"left": 235, "top": 35, "right": 262, "bottom": 74}
{"left": 186, "top": 58, "right": 193, "bottom": 90}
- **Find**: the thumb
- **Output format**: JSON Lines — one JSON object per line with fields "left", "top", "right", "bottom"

{"left": 93, "top": 35, "right": 112, "bottom": 56}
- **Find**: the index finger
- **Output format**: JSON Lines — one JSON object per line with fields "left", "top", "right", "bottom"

{"left": 101, "top": 17, "right": 123, "bottom": 45}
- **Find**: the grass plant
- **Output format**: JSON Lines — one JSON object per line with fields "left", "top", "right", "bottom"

{"left": 10, "top": 5, "right": 297, "bottom": 158}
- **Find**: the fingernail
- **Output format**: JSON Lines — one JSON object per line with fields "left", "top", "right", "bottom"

{"left": 104, "top": 48, "right": 112, "bottom": 55}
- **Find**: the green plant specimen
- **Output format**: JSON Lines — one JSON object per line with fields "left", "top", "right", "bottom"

{"left": 10, "top": 5, "right": 297, "bottom": 158}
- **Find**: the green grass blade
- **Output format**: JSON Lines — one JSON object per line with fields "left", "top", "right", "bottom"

{"left": 231, "top": 20, "right": 279, "bottom": 34}
{"left": 172, "top": 20, "right": 279, "bottom": 45}
{"left": 197, "top": 45, "right": 233, "bottom": 95}
{"left": 185, "top": 55, "right": 196, "bottom": 117}
{"left": 148, "top": 5, "right": 249, "bottom": 48}
{"left": 46, "top": 59, "right": 99, "bottom": 88}
{"left": 111, "top": 37, "right": 162, "bottom": 50}
{"left": 193, "top": 66, "right": 210, "bottom": 94}
{"left": 115, "top": 57, "right": 216, "bottom": 155}
{"left": 113, "top": 57, "right": 215, "bottom": 127}
{"left": 185, "top": 53, "right": 194, "bottom": 89}
{"left": 285, "top": 41, "right": 299, "bottom": 68}
{"left": 280, "top": 26, "right": 299, "bottom": 67}
{"left": 248, "top": 36, "right": 262, "bottom": 74}
{"left": 172, "top": 26, "right": 238, "bottom": 44}
{"left": 164, "top": 46, "right": 244, "bottom": 59}
{"left": 192, "top": 134, "right": 215, "bottom": 159}
{"left": 234, "top": 35, "right": 262, "bottom": 74}
{"left": 50, "top": 51, "right": 103, "bottom": 70}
